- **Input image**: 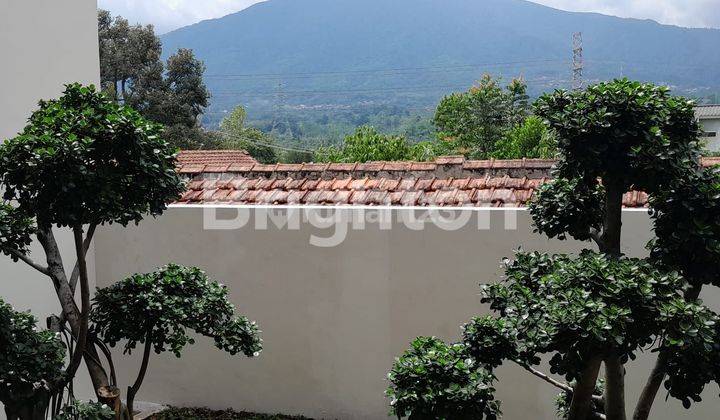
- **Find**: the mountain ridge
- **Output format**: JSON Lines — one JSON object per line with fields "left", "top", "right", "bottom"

{"left": 160, "top": 0, "right": 720, "bottom": 126}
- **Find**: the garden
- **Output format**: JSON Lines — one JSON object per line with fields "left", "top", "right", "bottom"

{"left": 2, "top": 79, "right": 720, "bottom": 420}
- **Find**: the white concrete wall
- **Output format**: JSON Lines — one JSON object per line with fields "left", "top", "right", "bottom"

{"left": 0, "top": 1, "right": 100, "bottom": 417}
{"left": 0, "top": 0, "right": 100, "bottom": 140}
{"left": 94, "top": 207, "right": 720, "bottom": 420}
{"left": 700, "top": 118, "right": 720, "bottom": 152}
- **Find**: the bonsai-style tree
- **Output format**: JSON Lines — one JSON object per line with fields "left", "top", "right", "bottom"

{"left": 0, "top": 298, "right": 65, "bottom": 419}
{"left": 90, "top": 264, "right": 262, "bottom": 416}
{"left": 387, "top": 79, "right": 720, "bottom": 420}
{"left": 0, "top": 84, "right": 185, "bottom": 405}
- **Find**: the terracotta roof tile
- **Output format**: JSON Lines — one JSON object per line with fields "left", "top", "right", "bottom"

{"left": 177, "top": 150, "right": 257, "bottom": 165}
{"left": 174, "top": 155, "right": 718, "bottom": 208}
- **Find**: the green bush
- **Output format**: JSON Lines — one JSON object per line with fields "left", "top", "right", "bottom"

{"left": 386, "top": 337, "right": 500, "bottom": 420}
{"left": 0, "top": 298, "right": 65, "bottom": 416}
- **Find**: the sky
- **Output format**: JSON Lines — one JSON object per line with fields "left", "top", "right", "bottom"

{"left": 97, "top": 0, "right": 720, "bottom": 34}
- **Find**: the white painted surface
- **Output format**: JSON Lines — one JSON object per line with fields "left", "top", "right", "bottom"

{"left": 700, "top": 118, "right": 720, "bottom": 152}
{"left": 0, "top": 0, "right": 100, "bottom": 140}
{"left": 94, "top": 208, "right": 720, "bottom": 420}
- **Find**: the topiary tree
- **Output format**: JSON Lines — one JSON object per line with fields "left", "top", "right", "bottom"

{"left": 91, "top": 264, "right": 262, "bottom": 416}
{"left": 386, "top": 337, "right": 500, "bottom": 420}
{"left": 0, "top": 298, "right": 65, "bottom": 420}
{"left": 0, "top": 83, "right": 185, "bottom": 409}
{"left": 388, "top": 79, "right": 720, "bottom": 420}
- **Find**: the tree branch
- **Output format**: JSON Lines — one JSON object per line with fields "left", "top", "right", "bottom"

{"left": 1, "top": 246, "right": 50, "bottom": 276}
{"left": 516, "top": 361, "right": 604, "bottom": 404}
{"left": 69, "top": 223, "right": 97, "bottom": 294}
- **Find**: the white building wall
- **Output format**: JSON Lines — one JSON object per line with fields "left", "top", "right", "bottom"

{"left": 700, "top": 118, "right": 720, "bottom": 152}
{"left": 0, "top": 1, "right": 100, "bottom": 417}
{"left": 94, "top": 207, "right": 720, "bottom": 420}
{"left": 0, "top": 0, "right": 100, "bottom": 141}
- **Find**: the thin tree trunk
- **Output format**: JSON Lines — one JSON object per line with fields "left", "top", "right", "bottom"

{"left": 568, "top": 356, "right": 603, "bottom": 420}
{"left": 63, "top": 226, "right": 90, "bottom": 382}
{"left": 601, "top": 179, "right": 624, "bottom": 257}
{"left": 127, "top": 330, "right": 154, "bottom": 417}
{"left": 36, "top": 227, "right": 111, "bottom": 397}
{"left": 632, "top": 285, "right": 703, "bottom": 420}
{"left": 605, "top": 352, "right": 627, "bottom": 420}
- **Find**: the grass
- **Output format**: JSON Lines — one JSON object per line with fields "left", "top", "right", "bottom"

{"left": 151, "top": 407, "right": 314, "bottom": 420}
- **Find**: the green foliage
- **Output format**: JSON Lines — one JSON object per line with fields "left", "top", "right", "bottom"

{"left": 156, "top": 407, "right": 311, "bottom": 419}
{"left": 91, "top": 264, "right": 262, "bottom": 358}
{"left": 659, "top": 300, "right": 720, "bottom": 407}
{"left": 219, "top": 107, "right": 278, "bottom": 163}
{"left": 163, "top": 125, "right": 222, "bottom": 150}
{"left": 462, "top": 316, "right": 516, "bottom": 369}
{"left": 99, "top": 10, "right": 211, "bottom": 150}
{"left": 0, "top": 84, "right": 184, "bottom": 228}
{"left": 386, "top": 337, "right": 500, "bottom": 420}
{"left": 0, "top": 298, "right": 65, "bottom": 407}
{"left": 535, "top": 79, "right": 700, "bottom": 191}
{"left": 529, "top": 177, "right": 604, "bottom": 242}
{"left": 315, "top": 126, "right": 418, "bottom": 163}
{"left": 434, "top": 75, "right": 529, "bottom": 159}
{"left": 477, "top": 251, "right": 690, "bottom": 381}
{"left": 0, "top": 204, "right": 35, "bottom": 261}
{"left": 492, "top": 116, "right": 557, "bottom": 159}
{"left": 649, "top": 167, "right": 720, "bottom": 287}
{"left": 54, "top": 400, "right": 114, "bottom": 420}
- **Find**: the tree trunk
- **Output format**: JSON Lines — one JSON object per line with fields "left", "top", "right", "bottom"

{"left": 632, "top": 286, "right": 703, "bottom": 420}
{"left": 36, "top": 227, "right": 111, "bottom": 397}
{"left": 127, "top": 330, "right": 154, "bottom": 417}
{"left": 568, "top": 356, "right": 603, "bottom": 420}
{"left": 605, "top": 353, "right": 627, "bottom": 420}
{"left": 601, "top": 179, "right": 624, "bottom": 257}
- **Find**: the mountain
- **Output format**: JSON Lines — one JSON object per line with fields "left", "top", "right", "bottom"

{"left": 161, "top": 0, "right": 720, "bottom": 132}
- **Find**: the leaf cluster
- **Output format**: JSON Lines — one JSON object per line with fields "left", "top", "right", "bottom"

{"left": 91, "top": 264, "right": 262, "bottom": 358}
{"left": 0, "top": 298, "right": 65, "bottom": 405}
{"left": 535, "top": 78, "right": 700, "bottom": 191}
{"left": 649, "top": 167, "right": 720, "bottom": 287}
{"left": 54, "top": 399, "right": 114, "bottom": 420}
{"left": 529, "top": 176, "right": 604, "bottom": 242}
{"left": 0, "top": 204, "right": 35, "bottom": 260}
{"left": 386, "top": 337, "right": 500, "bottom": 420}
{"left": 477, "top": 251, "right": 689, "bottom": 381}
{"left": 0, "top": 84, "right": 185, "bottom": 228}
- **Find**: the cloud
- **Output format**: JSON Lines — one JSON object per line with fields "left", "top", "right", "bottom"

{"left": 531, "top": 0, "right": 720, "bottom": 29}
{"left": 98, "top": 0, "right": 719, "bottom": 34}
{"left": 97, "top": 0, "right": 266, "bottom": 33}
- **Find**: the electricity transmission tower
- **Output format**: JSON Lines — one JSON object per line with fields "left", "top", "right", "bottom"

{"left": 271, "top": 81, "right": 291, "bottom": 137}
{"left": 572, "top": 32, "right": 584, "bottom": 90}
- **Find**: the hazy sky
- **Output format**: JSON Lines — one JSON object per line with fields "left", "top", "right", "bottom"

{"left": 97, "top": 0, "right": 720, "bottom": 34}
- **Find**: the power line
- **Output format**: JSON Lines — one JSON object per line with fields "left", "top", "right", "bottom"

{"left": 211, "top": 78, "right": 570, "bottom": 97}
{"left": 220, "top": 131, "right": 316, "bottom": 154}
{"left": 203, "top": 59, "right": 569, "bottom": 80}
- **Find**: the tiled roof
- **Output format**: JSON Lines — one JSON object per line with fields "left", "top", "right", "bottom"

{"left": 176, "top": 150, "right": 257, "bottom": 170}
{"left": 174, "top": 156, "right": 720, "bottom": 208}
{"left": 696, "top": 105, "right": 720, "bottom": 119}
